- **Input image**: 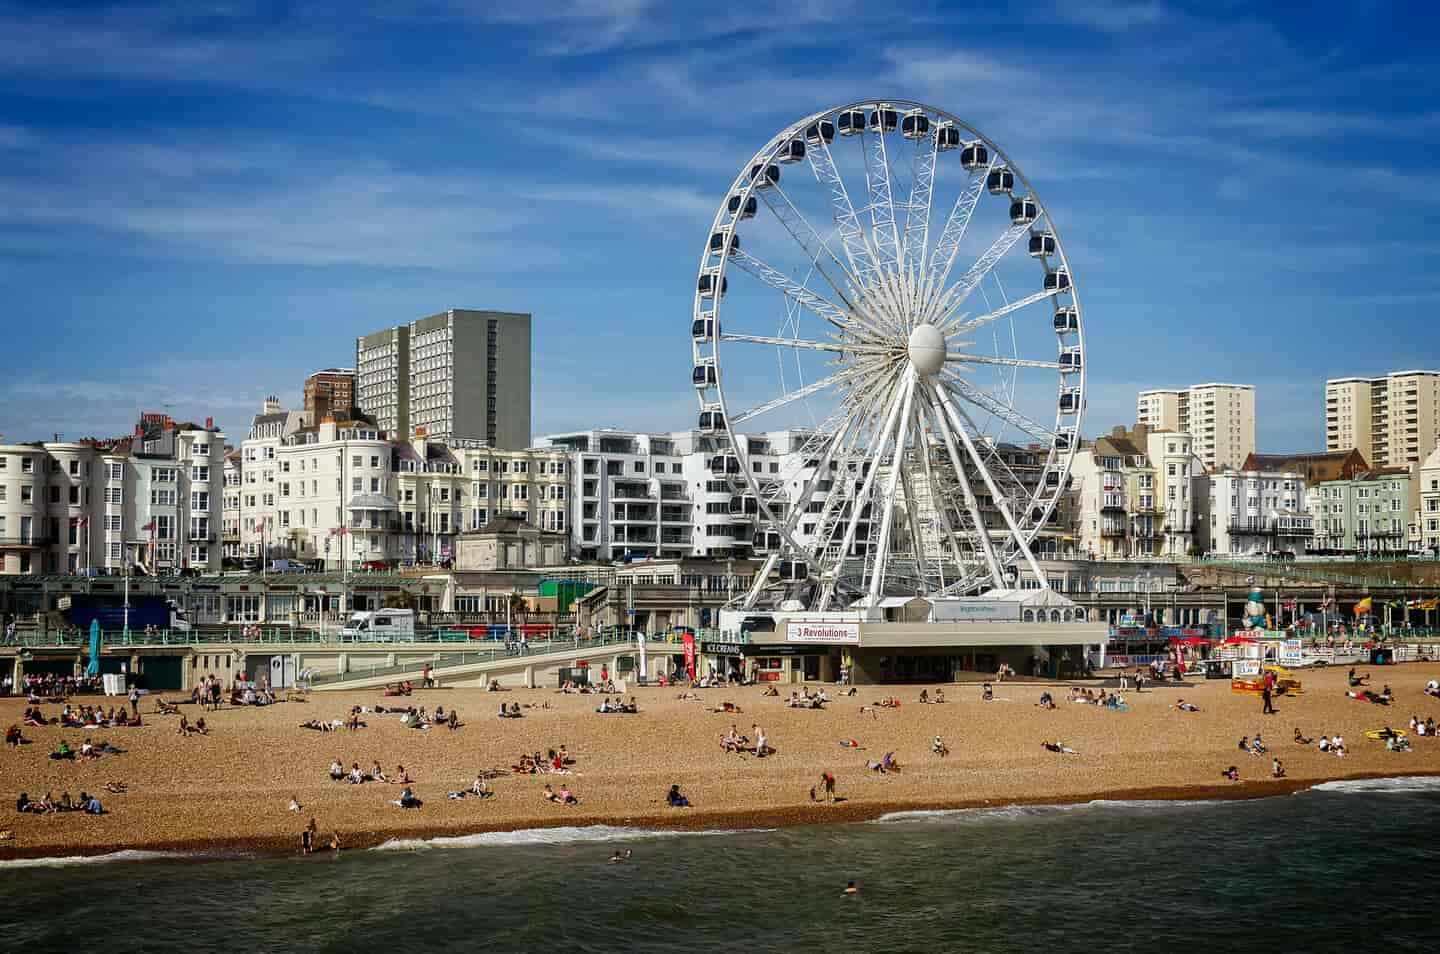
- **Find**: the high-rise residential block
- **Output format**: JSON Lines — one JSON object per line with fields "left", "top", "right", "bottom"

{"left": 1325, "top": 370, "right": 1440, "bottom": 467}
{"left": 303, "top": 368, "right": 355, "bottom": 422}
{"left": 355, "top": 309, "right": 531, "bottom": 448}
{"left": 1137, "top": 383, "right": 1255, "bottom": 472}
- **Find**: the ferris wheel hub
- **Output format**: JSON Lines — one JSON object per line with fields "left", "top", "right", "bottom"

{"left": 906, "top": 323, "right": 947, "bottom": 377}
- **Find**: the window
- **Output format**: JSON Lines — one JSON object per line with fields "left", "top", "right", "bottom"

{"left": 21, "top": 486, "right": 33, "bottom": 503}
{"left": 191, "top": 491, "right": 210, "bottom": 512}
{"left": 191, "top": 465, "right": 209, "bottom": 483}
{"left": 352, "top": 455, "right": 362, "bottom": 468}
{"left": 513, "top": 461, "right": 528, "bottom": 474}
{"left": 108, "top": 462, "right": 124, "bottom": 480}
{"left": 107, "top": 515, "right": 123, "bottom": 532}
{"left": 473, "top": 459, "right": 489, "bottom": 473}
{"left": 22, "top": 458, "right": 34, "bottom": 474}
{"left": 352, "top": 477, "right": 362, "bottom": 492}
{"left": 513, "top": 485, "right": 529, "bottom": 501}
{"left": 68, "top": 460, "right": 79, "bottom": 475}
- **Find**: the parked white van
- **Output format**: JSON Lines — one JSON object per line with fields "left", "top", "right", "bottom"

{"left": 341, "top": 608, "right": 416, "bottom": 641}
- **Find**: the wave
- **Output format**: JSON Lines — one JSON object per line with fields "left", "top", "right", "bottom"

{"left": 0, "top": 849, "right": 200, "bottom": 869}
{"left": 875, "top": 799, "right": 1229, "bottom": 825}
{"left": 372, "top": 824, "right": 762, "bottom": 852}
{"left": 1309, "top": 776, "right": 1440, "bottom": 795}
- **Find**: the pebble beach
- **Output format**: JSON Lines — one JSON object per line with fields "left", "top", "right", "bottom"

{"left": 4, "top": 664, "right": 1440, "bottom": 861}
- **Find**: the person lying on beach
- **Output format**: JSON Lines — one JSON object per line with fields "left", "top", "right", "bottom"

{"left": 543, "top": 785, "right": 579, "bottom": 806}
{"left": 1249, "top": 735, "right": 1268, "bottom": 755}
{"left": 1347, "top": 689, "right": 1389, "bottom": 705}
{"left": 1222, "top": 765, "right": 1240, "bottom": 781}
{"left": 299, "top": 719, "right": 333, "bottom": 732}
{"left": 1294, "top": 728, "right": 1312, "bottom": 744}
{"left": 932, "top": 735, "right": 950, "bottom": 757}
{"left": 666, "top": 784, "right": 691, "bottom": 808}
{"left": 705, "top": 701, "right": 743, "bottom": 714}
{"left": 867, "top": 751, "right": 899, "bottom": 773}
{"left": 1041, "top": 741, "right": 1077, "bottom": 755}
{"left": 103, "top": 781, "right": 127, "bottom": 794}
{"left": 1172, "top": 700, "right": 1199, "bottom": 712}
{"left": 392, "top": 787, "right": 422, "bottom": 809}
{"left": 761, "top": 686, "right": 779, "bottom": 697}
{"left": 288, "top": 796, "right": 303, "bottom": 813}
{"left": 156, "top": 699, "right": 180, "bottom": 716}
{"left": 838, "top": 738, "right": 863, "bottom": 749}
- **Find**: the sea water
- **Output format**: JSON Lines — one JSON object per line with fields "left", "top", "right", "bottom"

{"left": 4, "top": 779, "right": 1439, "bottom": 952}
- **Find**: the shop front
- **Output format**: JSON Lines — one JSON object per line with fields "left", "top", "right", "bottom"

{"left": 701, "top": 639, "right": 746, "bottom": 681}
{"left": 739, "top": 644, "right": 836, "bottom": 684}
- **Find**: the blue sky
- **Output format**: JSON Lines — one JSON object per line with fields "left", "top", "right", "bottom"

{"left": 1, "top": 0, "right": 1437, "bottom": 450}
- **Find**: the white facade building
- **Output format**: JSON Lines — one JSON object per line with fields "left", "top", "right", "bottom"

{"left": 0, "top": 420, "right": 226, "bottom": 576}
{"left": 1199, "top": 468, "right": 1313, "bottom": 557}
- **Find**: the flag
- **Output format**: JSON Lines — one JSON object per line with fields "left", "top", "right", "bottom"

{"left": 142, "top": 520, "right": 156, "bottom": 532}
{"left": 1353, "top": 597, "right": 1372, "bottom": 616}
{"left": 77, "top": 517, "right": 88, "bottom": 529}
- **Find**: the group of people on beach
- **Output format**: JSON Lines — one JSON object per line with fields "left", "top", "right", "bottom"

{"left": 330, "top": 759, "right": 414, "bottom": 786}
{"left": 512, "top": 747, "right": 574, "bottom": 774}
{"left": 15, "top": 790, "right": 105, "bottom": 815}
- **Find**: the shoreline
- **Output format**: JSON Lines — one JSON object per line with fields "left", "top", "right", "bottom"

{"left": 6, "top": 768, "right": 1438, "bottom": 863}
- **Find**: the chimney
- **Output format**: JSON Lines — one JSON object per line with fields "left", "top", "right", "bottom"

{"left": 164, "top": 419, "right": 176, "bottom": 431}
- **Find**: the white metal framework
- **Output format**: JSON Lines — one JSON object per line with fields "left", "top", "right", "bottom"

{"left": 691, "top": 100, "right": 1086, "bottom": 611}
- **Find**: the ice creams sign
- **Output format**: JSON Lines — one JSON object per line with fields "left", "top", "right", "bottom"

{"left": 786, "top": 620, "right": 861, "bottom": 644}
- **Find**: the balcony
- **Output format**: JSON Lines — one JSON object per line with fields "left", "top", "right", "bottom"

{"left": 1100, "top": 524, "right": 1126, "bottom": 537}
{"left": 611, "top": 481, "right": 654, "bottom": 501}
{"left": 1227, "top": 522, "right": 1274, "bottom": 536}
{"left": 0, "top": 536, "right": 57, "bottom": 549}
{"left": 187, "top": 532, "right": 218, "bottom": 543}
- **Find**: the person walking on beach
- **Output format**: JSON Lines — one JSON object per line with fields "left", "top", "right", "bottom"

{"left": 128, "top": 686, "right": 139, "bottom": 717}
{"left": 301, "top": 817, "right": 317, "bottom": 855}
{"left": 1262, "top": 683, "right": 1276, "bottom": 715}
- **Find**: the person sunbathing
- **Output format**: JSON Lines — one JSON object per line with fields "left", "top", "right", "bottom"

{"left": 1249, "top": 735, "right": 1268, "bottom": 755}
{"left": 1173, "top": 700, "right": 1199, "bottom": 712}
{"left": 1042, "top": 741, "right": 1077, "bottom": 754}
{"left": 1293, "top": 728, "right": 1312, "bottom": 745}
{"left": 157, "top": 699, "right": 180, "bottom": 716}
{"left": 1348, "top": 668, "right": 1369, "bottom": 687}
{"left": 557, "top": 786, "right": 579, "bottom": 805}
{"left": 393, "top": 787, "right": 421, "bottom": 809}
{"left": 666, "top": 784, "right": 691, "bottom": 808}
{"left": 1425, "top": 679, "right": 1439, "bottom": 699}
{"left": 1222, "top": 765, "right": 1240, "bottom": 781}
{"left": 761, "top": 686, "right": 779, "bottom": 697}
{"left": 50, "top": 740, "right": 74, "bottom": 761}
{"left": 1037, "top": 692, "right": 1056, "bottom": 710}
{"left": 103, "top": 781, "right": 127, "bottom": 794}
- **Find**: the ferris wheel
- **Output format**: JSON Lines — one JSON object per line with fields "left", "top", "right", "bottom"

{"left": 690, "top": 100, "right": 1086, "bottom": 612}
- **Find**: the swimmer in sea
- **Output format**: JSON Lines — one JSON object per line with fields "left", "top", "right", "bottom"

{"left": 844, "top": 881, "right": 858, "bottom": 894}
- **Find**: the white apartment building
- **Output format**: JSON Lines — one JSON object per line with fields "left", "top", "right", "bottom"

{"left": 539, "top": 427, "right": 844, "bottom": 562}
{"left": 1325, "top": 370, "right": 1440, "bottom": 467}
{"left": 0, "top": 420, "right": 226, "bottom": 576}
{"left": 234, "top": 399, "right": 566, "bottom": 569}
{"left": 1414, "top": 446, "right": 1440, "bottom": 554}
{"left": 1198, "top": 468, "right": 1313, "bottom": 557}
{"left": 1136, "top": 383, "right": 1255, "bottom": 473}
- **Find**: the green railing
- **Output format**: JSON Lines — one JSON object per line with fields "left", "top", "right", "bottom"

{"left": 4, "top": 627, "right": 563, "bottom": 649}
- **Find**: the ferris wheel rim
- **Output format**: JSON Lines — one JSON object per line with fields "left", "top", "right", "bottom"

{"left": 691, "top": 99, "right": 1087, "bottom": 603}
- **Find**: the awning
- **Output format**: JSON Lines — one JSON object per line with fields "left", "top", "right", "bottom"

{"left": 347, "top": 494, "right": 398, "bottom": 511}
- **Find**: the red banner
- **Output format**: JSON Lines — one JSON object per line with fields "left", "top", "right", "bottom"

{"left": 682, "top": 632, "right": 697, "bottom": 680}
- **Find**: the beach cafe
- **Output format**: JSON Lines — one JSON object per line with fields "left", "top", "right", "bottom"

{"left": 726, "top": 589, "right": 1108, "bottom": 685}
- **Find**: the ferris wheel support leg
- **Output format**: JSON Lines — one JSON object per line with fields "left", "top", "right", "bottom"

{"left": 866, "top": 373, "right": 918, "bottom": 604}
{"left": 920, "top": 382, "right": 1006, "bottom": 590}
{"left": 932, "top": 383, "right": 1050, "bottom": 590}
{"left": 740, "top": 553, "right": 781, "bottom": 610}
{"left": 897, "top": 408, "right": 936, "bottom": 589}
{"left": 820, "top": 367, "right": 914, "bottom": 611}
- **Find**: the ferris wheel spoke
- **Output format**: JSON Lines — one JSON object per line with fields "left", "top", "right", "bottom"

{"left": 897, "top": 407, "right": 936, "bottom": 588}
{"left": 948, "top": 353, "right": 1062, "bottom": 371}
{"left": 945, "top": 288, "right": 1056, "bottom": 336}
{"left": 900, "top": 129, "right": 939, "bottom": 303}
{"left": 728, "top": 361, "right": 885, "bottom": 426}
{"left": 939, "top": 371, "right": 1056, "bottom": 442}
{"left": 912, "top": 406, "right": 951, "bottom": 589}
{"left": 861, "top": 120, "right": 903, "bottom": 275}
{"left": 947, "top": 399, "right": 1036, "bottom": 512}
{"left": 728, "top": 249, "right": 857, "bottom": 335}
{"left": 807, "top": 137, "right": 883, "bottom": 290}
{"left": 931, "top": 380, "right": 1049, "bottom": 587}
{"left": 720, "top": 333, "right": 887, "bottom": 355}
{"left": 920, "top": 163, "right": 990, "bottom": 315}
{"left": 925, "top": 217, "right": 1038, "bottom": 328}
{"left": 917, "top": 382, "right": 1006, "bottom": 589}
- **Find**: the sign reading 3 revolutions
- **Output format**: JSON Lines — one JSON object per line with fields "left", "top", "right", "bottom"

{"left": 785, "top": 620, "right": 861, "bottom": 644}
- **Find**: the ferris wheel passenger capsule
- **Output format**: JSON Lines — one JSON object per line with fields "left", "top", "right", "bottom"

{"left": 749, "top": 163, "right": 780, "bottom": 188}
{"left": 1059, "top": 346, "right": 1082, "bottom": 371}
{"left": 697, "top": 273, "right": 727, "bottom": 299}
{"left": 776, "top": 139, "right": 806, "bottom": 163}
{"left": 1053, "top": 307, "right": 1078, "bottom": 334}
{"left": 691, "top": 317, "right": 715, "bottom": 340}
{"left": 708, "top": 454, "right": 741, "bottom": 476}
{"left": 805, "top": 120, "right": 835, "bottom": 145}
{"left": 778, "top": 560, "right": 809, "bottom": 581}
{"left": 901, "top": 109, "right": 930, "bottom": 139}
{"left": 960, "top": 139, "right": 988, "bottom": 169}
{"left": 1028, "top": 232, "right": 1057, "bottom": 258}
{"left": 1010, "top": 197, "right": 1039, "bottom": 225}
{"left": 709, "top": 230, "right": 739, "bottom": 254}
{"left": 727, "top": 194, "right": 757, "bottom": 219}
{"left": 869, "top": 106, "right": 898, "bottom": 132}
{"left": 1059, "top": 387, "right": 1081, "bottom": 414}
{"left": 1055, "top": 428, "right": 1075, "bottom": 450}
{"left": 698, "top": 409, "right": 725, "bottom": 433}
{"left": 692, "top": 362, "right": 717, "bottom": 388}
{"left": 986, "top": 168, "right": 1014, "bottom": 194}
{"left": 935, "top": 122, "right": 960, "bottom": 151}
{"left": 837, "top": 110, "right": 867, "bottom": 136}
{"left": 1044, "top": 267, "right": 1071, "bottom": 293}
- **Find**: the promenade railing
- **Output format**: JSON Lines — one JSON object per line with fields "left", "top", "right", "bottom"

{"left": 309, "top": 630, "right": 647, "bottom": 685}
